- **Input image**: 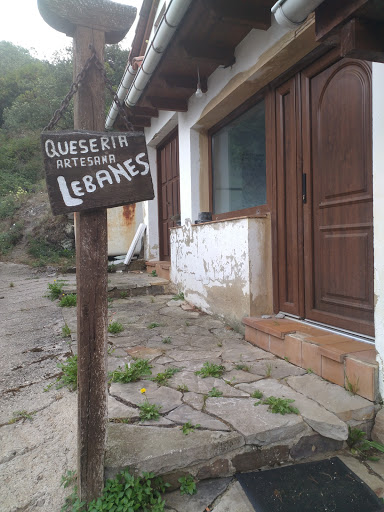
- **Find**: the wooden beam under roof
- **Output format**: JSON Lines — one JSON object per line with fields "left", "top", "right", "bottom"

{"left": 340, "top": 18, "right": 384, "bottom": 63}
{"left": 315, "top": 0, "right": 369, "bottom": 42}
{"left": 147, "top": 96, "right": 188, "bottom": 111}
{"left": 183, "top": 41, "right": 235, "bottom": 67}
{"left": 161, "top": 73, "right": 208, "bottom": 93}
{"left": 128, "top": 105, "right": 159, "bottom": 118}
{"left": 206, "top": 0, "right": 271, "bottom": 30}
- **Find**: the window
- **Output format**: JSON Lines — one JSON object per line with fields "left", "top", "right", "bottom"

{"left": 211, "top": 100, "right": 266, "bottom": 217}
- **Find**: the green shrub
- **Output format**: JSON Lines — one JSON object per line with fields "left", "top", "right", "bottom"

{"left": 47, "top": 280, "right": 65, "bottom": 300}
{"left": 0, "top": 221, "right": 24, "bottom": 254}
{"left": 109, "top": 359, "right": 152, "bottom": 383}
{"left": 195, "top": 362, "right": 225, "bottom": 378}
{"left": 28, "top": 237, "right": 75, "bottom": 267}
{"left": 59, "top": 294, "right": 77, "bottom": 307}
{"left": 139, "top": 401, "right": 162, "bottom": 421}
{"left": 56, "top": 355, "right": 78, "bottom": 391}
{"left": 152, "top": 367, "right": 180, "bottom": 385}
{"left": 61, "top": 469, "right": 169, "bottom": 512}
{"left": 178, "top": 475, "right": 197, "bottom": 496}
{"left": 108, "top": 321, "right": 124, "bottom": 334}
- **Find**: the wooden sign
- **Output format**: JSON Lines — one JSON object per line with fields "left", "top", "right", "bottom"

{"left": 41, "top": 130, "right": 154, "bottom": 215}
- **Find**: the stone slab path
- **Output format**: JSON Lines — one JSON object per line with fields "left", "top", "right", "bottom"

{"left": 0, "top": 263, "right": 383, "bottom": 511}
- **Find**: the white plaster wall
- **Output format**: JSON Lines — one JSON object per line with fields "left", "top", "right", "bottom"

{"left": 170, "top": 217, "right": 273, "bottom": 330}
{"left": 143, "top": 145, "right": 159, "bottom": 260}
{"left": 373, "top": 62, "right": 384, "bottom": 397}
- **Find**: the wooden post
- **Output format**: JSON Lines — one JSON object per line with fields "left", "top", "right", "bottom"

{"left": 37, "top": 0, "right": 136, "bottom": 503}
{"left": 74, "top": 27, "right": 108, "bottom": 502}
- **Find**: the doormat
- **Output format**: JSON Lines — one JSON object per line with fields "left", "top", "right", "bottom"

{"left": 236, "top": 457, "right": 384, "bottom": 512}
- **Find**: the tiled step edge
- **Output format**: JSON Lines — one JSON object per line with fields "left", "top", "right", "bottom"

{"left": 243, "top": 317, "right": 379, "bottom": 402}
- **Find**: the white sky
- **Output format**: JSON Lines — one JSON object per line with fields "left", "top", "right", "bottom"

{"left": 0, "top": 0, "right": 144, "bottom": 60}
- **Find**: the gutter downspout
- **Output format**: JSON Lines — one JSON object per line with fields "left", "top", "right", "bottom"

{"left": 105, "top": 0, "right": 192, "bottom": 130}
{"left": 271, "top": 0, "right": 325, "bottom": 30}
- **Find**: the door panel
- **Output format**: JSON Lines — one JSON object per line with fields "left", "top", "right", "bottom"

{"left": 158, "top": 131, "right": 180, "bottom": 261}
{"left": 275, "top": 54, "right": 374, "bottom": 337}
{"left": 275, "top": 77, "right": 304, "bottom": 316}
{"left": 302, "top": 58, "right": 373, "bottom": 336}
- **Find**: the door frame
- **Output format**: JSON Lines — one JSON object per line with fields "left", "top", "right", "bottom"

{"left": 157, "top": 128, "right": 179, "bottom": 261}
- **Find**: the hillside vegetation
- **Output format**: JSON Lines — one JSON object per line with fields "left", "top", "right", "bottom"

{"left": 0, "top": 41, "right": 128, "bottom": 267}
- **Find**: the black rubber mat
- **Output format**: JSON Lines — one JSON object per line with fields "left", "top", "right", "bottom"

{"left": 236, "top": 457, "right": 384, "bottom": 512}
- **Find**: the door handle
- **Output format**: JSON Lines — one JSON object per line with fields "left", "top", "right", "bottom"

{"left": 302, "top": 173, "right": 307, "bottom": 204}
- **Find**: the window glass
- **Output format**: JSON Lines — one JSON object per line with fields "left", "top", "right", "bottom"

{"left": 212, "top": 101, "right": 266, "bottom": 215}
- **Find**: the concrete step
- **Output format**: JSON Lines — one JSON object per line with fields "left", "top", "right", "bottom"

{"left": 61, "top": 271, "right": 170, "bottom": 298}
{"left": 243, "top": 316, "right": 379, "bottom": 402}
{"left": 146, "top": 260, "right": 171, "bottom": 280}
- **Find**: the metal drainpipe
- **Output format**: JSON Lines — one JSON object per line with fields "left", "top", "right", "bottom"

{"left": 105, "top": 62, "right": 136, "bottom": 130}
{"left": 125, "top": 0, "right": 193, "bottom": 107}
{"left": 105, "top": 0, "right": 193, "bottom": 130}
{"left": 271, "top": 0, "right": 326, "bottom": 30}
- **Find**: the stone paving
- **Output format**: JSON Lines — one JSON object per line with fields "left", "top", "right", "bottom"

{"left": 62, "top": 276, "right": 383, "bottom": 509}
{"left": 1, "top": 263, "right": 383, "bottom": 511}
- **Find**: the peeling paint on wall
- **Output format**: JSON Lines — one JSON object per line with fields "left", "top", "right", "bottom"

{"left": 170, "top": 216, "right": 273, "bottom": 331}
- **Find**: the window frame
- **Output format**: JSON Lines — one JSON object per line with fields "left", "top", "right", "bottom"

{"left": 208, "top": 89, "right": 272, "bottom": 221}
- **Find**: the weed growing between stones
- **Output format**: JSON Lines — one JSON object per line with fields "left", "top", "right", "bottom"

{"left": 61, "top": 469, "right": 169, "bottom": 512}
{"left": 254, "top": 396, "right": 299, "bottom": 415}
{"left": 345, "top": 375, "right": 360, "bottom": 395}
{"left": 109, "top": 359, "right": 152, "bottom": 383}
{"left": 120, "top": 291, "right": 128, "bottom": 299}
{"left": 61, "top": 324, "right": 71, "bottom": 338}
{"left": 59, "top": 293, "right": 77, "bottom": 307}
{"left": 172, "top": 291, "right": 184, "bottom": 301}
{"left": 195, "top": 362, "right": 225, "bottom": 378}
{"left": 178, "top": 475, "right": 197, "bottom": 496}
{"left": 162, "top": 337, "right": 172, "bottom": 344}
{"left": 148, "top": 322, "right": 161, "bottom": 329}
{"left": 151, "top": 270, "right": 158, "bottom": 277}
{"left": 251, "top": 390, "right": 263, "bottom": 399}
{"left": 177, "top": 384, "right": 189, "bottom": 392}
{"left": 207, "top": 387, "right": 223, "bottom": 397}
{"left": 265, "top": 363, "right": 273, "bottom": 378}
{"left": 107, "top": 345, "right": 115, "bottom": 355}
{"left": 108, "top": 321, "right": 124, "bottom": 334}
{"left": 307, "top": 368, "right": 313, "bottom": 374}
{"left": 107, "top": 264, "right": 117, "bottom": 273}
{"left": 9, "top": 282, "right": 14, "bottom": 287}
{"left": 181, "top": 421, "right": 201, "bottom": 435}
{"left": 56, "top": 355, "right": 78, "bottom": 391}
{"left": 235, "top": 363, "right": 250, "bottom": 372}
{"left": 47, "top": 279, "right": 66, "bottom": 300}
{"left": 9, "top": 410, "right": 36, "bottom": 424}
{"left": 347, "top": 426, "right": 384, "bottom": 460}
{"left": 139, "top": 401, "right": 162, "bottom": 421}
{"left": 152, "top": 367, "right": 180, "bottom": 385}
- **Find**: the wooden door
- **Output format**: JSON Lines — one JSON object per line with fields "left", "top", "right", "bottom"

{"left": 276, "top": 54, "right": 374, "bottom": 336}
{"left": 302, "top": 56, "right": 373, "bottom": 336}
{"left": 157, "top": 130, "right": 180, "bottom": 261}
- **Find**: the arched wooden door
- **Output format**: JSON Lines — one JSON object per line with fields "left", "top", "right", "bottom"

{"left": 276, "top": 53, "right": 374, "bottom": 336}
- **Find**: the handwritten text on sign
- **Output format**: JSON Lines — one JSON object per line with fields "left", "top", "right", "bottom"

{"left": 41, "top": 130, "right": 154, "bottom": 215}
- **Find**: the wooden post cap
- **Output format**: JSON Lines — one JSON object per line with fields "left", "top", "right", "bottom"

{"left": 37, "top": 0, "right": 137, "bottom": 43}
